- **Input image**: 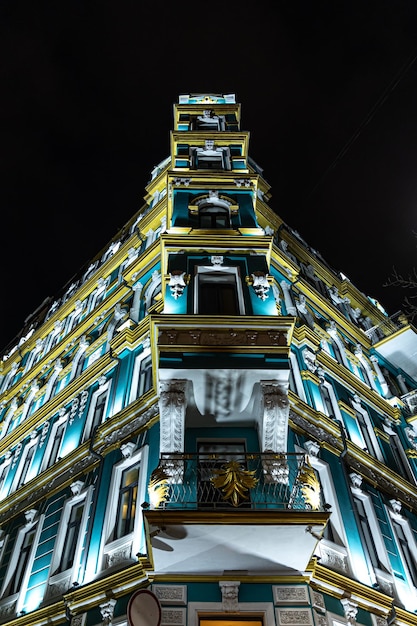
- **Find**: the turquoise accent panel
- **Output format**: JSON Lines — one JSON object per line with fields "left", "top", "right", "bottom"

{"left": 238, "top": 582, "right": 274, "bottom": 601}
{"left": 27, "top": 568, "right": 48, "bottom": 589}
{"left": 186, "top": 427, "right": 260, "bottom": 452}
{"left": 187, "top": 581, "right": 224, "bottom": 601}
{"left": 111, "top": 352, "right": 130, "bottom": 414}
{"left": 22, "top": 584, "right": 46, "bottom": 614}
{"left": 171, "top": 189, "right": 190, "bottom": 226}
{"left": 248, "top": 285, "right": 277, "bottom": 315}
{"left": 239, "top": 193, "right": 258, "bottom": 227}
{"left": 164, "top": 284, "right": 187, "bottom": 314}
{"left": 233, "top": 159, "right": 246, "bottom": 168}
{"left": 175, "top": 159, "right": 188, "bottom": 167}
{"left": 31, "top": 553, "right": 50, "bottom": 572}
{"left": 160, "top": 352, "right": 288, "bottom": 371}
{"left": 341, "top": 409, "right": 363, "bottom": 447}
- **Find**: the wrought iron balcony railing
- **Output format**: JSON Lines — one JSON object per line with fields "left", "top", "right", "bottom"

{"left": 146, "top": 452, "right": 324, "bottom": 512}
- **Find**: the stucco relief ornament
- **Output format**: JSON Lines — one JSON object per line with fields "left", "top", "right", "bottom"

{"left": 99, "top": 599, "right": 117, "bottom": 626}
{"left": 210, "top": 255, "right": 223, "bottom": 266}
{"left": 251, "top": 272, "right": 270, "bottom": 300}
{"left": 405, "top": 425, "right": 417, "bottom": 451}
{"left": 340, "top": 598, "right": 358, "bottom": 626}
{"left": 298, "top": 458, "right": 321, "bottom": 510}
{"left": 220, "top": 581, "right": 240, "bottom": 612}
{"left": 211, "top": 460, "right": 258, "bottom": 507}
{"left": 303, "top": 349, "right": 317, "bottom": 373}
{"left": 169, "top": 271, "right": 188, "bottom": 299}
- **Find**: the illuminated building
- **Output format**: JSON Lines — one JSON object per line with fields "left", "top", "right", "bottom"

{"left": 0, "top": 93, "right": 417, "bottom": 626}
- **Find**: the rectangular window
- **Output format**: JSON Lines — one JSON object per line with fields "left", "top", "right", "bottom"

{"left": 198, "top": 274, "right": 239, "bottom": 315}
{"left": 113, "top": 464, "right": 140, "bottom": 540}
{"left": 392, "top": 519, "right": 417, "bottom": 587}
{"left": 355, "top": 410, "right": 377, "bottom": 456}
{"left": 15, "top": 445, "right": 36, "bottom": 490}
{"left": 57, "top": 501, "right": 85, "bottom": 573}
{"left": 82, "top": 388, "right": 109, "bottom": 443}
{"left": 47, "top": 421, "right": 66, "bottom": 468}
{"left": 138, "top": 356, "right": 153, "bottom": 397}
{"left": 7, "top": 528, "right": 36, "bottom": 596}
{"left": 197, "top": 442, "right": 249, "bottom": 509}
{"left": 389, "top": 434, "right": 414, "bottom": 482}
{"left": 319, "top": 384, "right": 335, "bottom": 418}
{"left": 353, "top": 495, "right": 381, "bottom": 569}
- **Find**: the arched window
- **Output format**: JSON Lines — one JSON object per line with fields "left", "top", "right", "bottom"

{"left": 199, "top": 205, "right": 230, "bottom": 228}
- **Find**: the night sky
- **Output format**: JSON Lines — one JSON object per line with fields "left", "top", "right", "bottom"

{"left": 2, "top": 1, "right": 417, "bottom": 352}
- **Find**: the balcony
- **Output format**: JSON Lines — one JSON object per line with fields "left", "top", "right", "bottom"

{"left": 142, "top": 452, "right": 330, "bottom": 576}
{"left": 372, "top": 315, "right": 417, "bottom": 380}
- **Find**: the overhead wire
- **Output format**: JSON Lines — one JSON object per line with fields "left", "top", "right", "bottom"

{"left": 309, "top": 47, "right": 417, "bottom": 197}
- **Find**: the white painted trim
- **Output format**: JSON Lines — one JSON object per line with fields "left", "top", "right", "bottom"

{"left": 187, "top": 602, "right": 275, "bottom": 626}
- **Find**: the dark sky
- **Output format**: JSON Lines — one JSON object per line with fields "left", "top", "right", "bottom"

{"left": 2, "top": 1, "right": 417, "bottom": 353}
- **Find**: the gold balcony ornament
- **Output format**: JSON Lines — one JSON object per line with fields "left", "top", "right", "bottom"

{"left": 298, "top": 459, "right": 321, "bottom": 511}
{"left": 148, "top": 466, "right": 170, "bottom": 508}
{"left": 211, "top": 460, "right": 258, "bottom": 507}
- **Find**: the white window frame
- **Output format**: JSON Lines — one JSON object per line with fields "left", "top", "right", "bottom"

{"left": 48, "top": 487, "right": 91, "bottom": 589}
{"left": 86, "top": 278, "right": 109, "bottom": 314}
{"left": 11, "top": 436, "right": 39, "bottom": 491}
{"left": 144, "top": 272, "right": 162, "bottom": 312}
{"left": 350, "top": 399, "right": 383, "bottom": 462}
{"left": 70, "top": 340, "right": 89, "bottom": 382}
{"left": 64, "top": 300, "right": 85, "bottom": 336}
{"left": 0, "top": 402, "right": 17, "bottom": 440}
{"left": 40, "top": 412, "right": 68, "bottom": 472}
{"left": 350, "top": 485, "right": 392, "bottom": 586}
{"left": 0, "top": 513, "right": 43, "bottom": 615}
{"left": 0, "top": 457, "right": 12, "bottom": 499}
{"left": 43, "top": 360, "right": 63, "bottom": 405}
{"left": 82, "top": 381, "right": 111, "bottom": 443}
{"left": 387, "top": 507, "right": 417, "bottom": 610}
{"left": 194, "top": 265, "right": 245, "bottom": 315}
{"left": 187, "top": 602, "right": 275, "bottom": 626}
{"left": 288, "top": 352, "right": 306, "bottom": 402}
{"left": 23, "top": 342, "right": 44, "bottom": 375}
{"left": 100, "top": 445, "right": 149, "bottom": 572}
{"left": 129, "top": 347, "right": 152, "bottom": 404}
{"left": 317, "top": 380, "right": 342, "bottom": 421}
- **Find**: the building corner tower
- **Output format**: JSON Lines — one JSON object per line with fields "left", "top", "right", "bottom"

{"left": 0, "top": 93, "right": 417, "bottom": 626}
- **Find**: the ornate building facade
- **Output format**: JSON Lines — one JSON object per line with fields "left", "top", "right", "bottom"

{"left": 0, "top": 93, "right": 417, "bottom": 626}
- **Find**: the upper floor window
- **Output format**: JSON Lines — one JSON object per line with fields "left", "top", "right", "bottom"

{"left": 41, "top": 414, "right": 68, "bottom": 471}
{"left": 318, "top": 380, "right": 337, "bottom": 419}
{"left": 194, "top": 264, "right": 245, "bottom": 316}
{"left": 129, "top": 348, "right": 153, "bottom": 404}
{"left": 1, "top": 511, "right": 41, "bottom": 609}
{"left": 49, "top": 484, "right": 90, "bottom": 589}
{"left": 12, "top": 439, "right": 38, "bottom": 492}
{"left": 100, "top": 445, "right": 149, "bottom": 571}
{"left": 353, "top": 494, "right": 382, "bottom": 570}
{"left": 5, "top": 528, "right": 36, "bottom": 597}
{"left": 391, "top": 517, "right": 417, "bottom": 588}
{"left": 199, "top": 205, "right": 230, "bottom": 228}
{"left": 190, "top": 142, "right": 231, "bottom": 170}
{"left": 194, "top": 110, "right": 225, "bottom": 131}
{"left": 82, "top": 384, "right": 110, "bottom": 443}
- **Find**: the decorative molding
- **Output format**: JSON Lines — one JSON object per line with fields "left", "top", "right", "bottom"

{"left": 159, "top": 380, "right": 187, "bottom": 456}
{"left": 275, "top": 608, "right": 313, "bottom": 626}
{"left": 152, "top": 584, "right": 187, "bottom": 605}
{"left": 309, "top": 590, "right": 325, "bottom": 612}
{"left": 273, "top": 585, "right": 309, "bottom": 605}
{"left": 161, "top": 608, "right": 186, "bottom": 626}
{"left": 219, "top": 581, "right": 240, "bottom": 612}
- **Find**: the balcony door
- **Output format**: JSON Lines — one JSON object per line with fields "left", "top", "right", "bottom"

{"left": 197, "top": 441, "right": 250, "bottom": 509}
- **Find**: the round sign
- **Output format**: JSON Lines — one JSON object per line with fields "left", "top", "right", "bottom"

{"left": 127, "top": 589, "right": 162, "bottom": 626}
